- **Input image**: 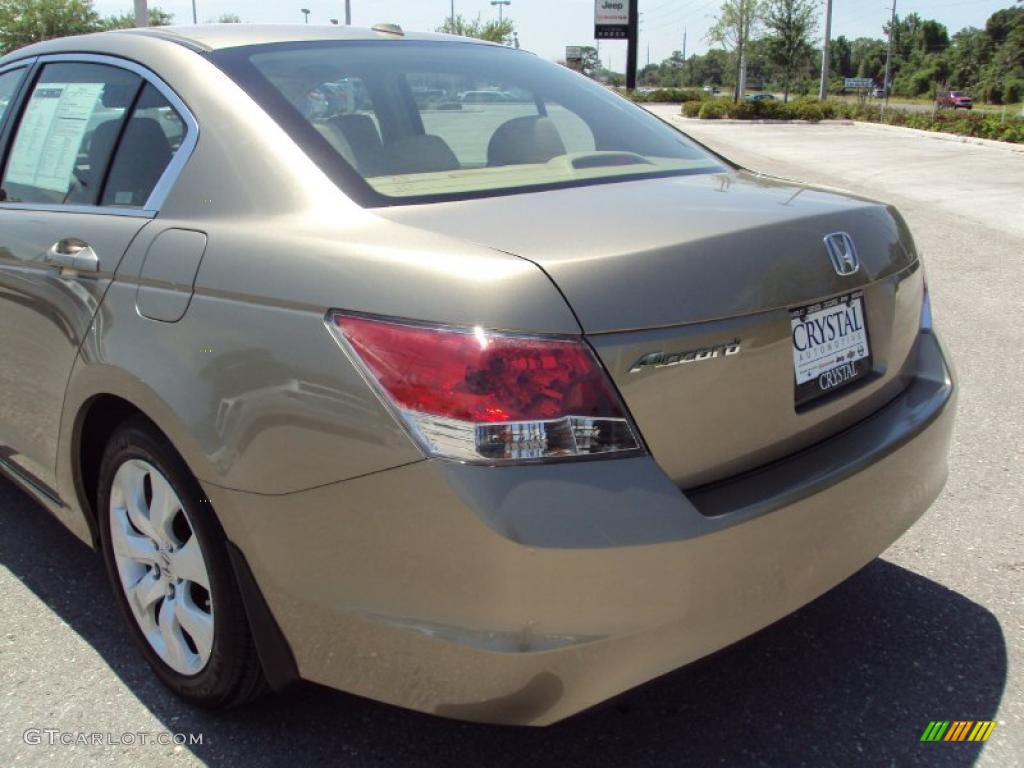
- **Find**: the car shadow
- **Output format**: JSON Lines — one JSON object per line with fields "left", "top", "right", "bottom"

{"left": 0, "top": 476, "right": 1006, "bottom": 767}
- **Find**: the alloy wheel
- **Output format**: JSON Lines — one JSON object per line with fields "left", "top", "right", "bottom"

{"left": 108, "top": 459, "right": 214, "bottom": 676}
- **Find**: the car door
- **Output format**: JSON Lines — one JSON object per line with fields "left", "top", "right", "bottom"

{"left": 0, "top": 55, "right": 191, "bottom": 496}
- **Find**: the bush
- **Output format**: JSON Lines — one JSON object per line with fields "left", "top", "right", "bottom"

{"left": 628, "top": 88, "right": 705, "bottom": 104}
{"left": 837, "top": 102, "right": 1024, "bottom": 143}
{"left": 761, "top": 99, "right": 790, "bottom": 119}
{"left": 698, "top": 100, "right": 728, "bottom": 119}
{"left": 726, "top": 101, "right": 757, "bottom": 119}
{"left": 791, "top": 101, "right": 824, "bottom": 122}
{"left": 681, "top": 100, "right": 703, "bottom": 118}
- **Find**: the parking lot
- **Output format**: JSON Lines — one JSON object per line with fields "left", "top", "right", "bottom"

{"left": 2, "top": 111, "right": 1022, "bottom": 767}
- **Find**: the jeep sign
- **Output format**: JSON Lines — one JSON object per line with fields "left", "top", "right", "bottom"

{"left": 595, "top": 0, "right": 630, "bottom": 39}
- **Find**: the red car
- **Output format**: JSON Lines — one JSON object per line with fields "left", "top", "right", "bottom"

{"left": 937, "top": 90, "right": 973, "bottom": 109}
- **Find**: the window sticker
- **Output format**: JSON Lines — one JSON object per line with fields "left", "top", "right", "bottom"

{"left": 6, "top": 82, "right": 105, "bottom": 194}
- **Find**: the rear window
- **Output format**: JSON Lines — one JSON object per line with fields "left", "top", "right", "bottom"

{"left": 212, "top": 40, "right": 725, "bottom": 206}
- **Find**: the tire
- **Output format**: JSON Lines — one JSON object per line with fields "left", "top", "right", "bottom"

{"left": 97, "top": 417, "right": 266, "bottom": 708}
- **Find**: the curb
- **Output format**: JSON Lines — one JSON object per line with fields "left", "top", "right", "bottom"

{"left": 669, "top": 116, "right": 854, "bottom": 126}
{"left": 849, "top": 120, "right": 1024, "bottom": 154}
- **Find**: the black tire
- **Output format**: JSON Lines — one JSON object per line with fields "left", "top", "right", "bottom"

{"left": 97, "top": 416, "right": 267, "bottom": 708}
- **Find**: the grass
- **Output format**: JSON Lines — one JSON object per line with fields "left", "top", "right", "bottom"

{"left": 831, "top": 92, "right": 1024, "bottom": 117}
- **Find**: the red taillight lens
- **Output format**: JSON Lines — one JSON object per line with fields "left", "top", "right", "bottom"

{"left": 329, "top": 313, "right": 641, "bottom": 462}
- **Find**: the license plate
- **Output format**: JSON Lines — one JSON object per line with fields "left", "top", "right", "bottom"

{"left": 791, "top": 291, "right": 871, "bottom": 406}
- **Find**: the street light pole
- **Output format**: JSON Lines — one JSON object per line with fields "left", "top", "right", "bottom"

{"left": 490, "top": 0, "right": 510, "bottom": 24}
{"left": 883, "top": 0, "right": 897, "bottom": 98}
{"left": 133, "top": 0, "right": 148, "bottom": 27}
{"left": 345, "top": 0, "right": 351, "bottom": 25}
{"left": 191, "top": 0, "right": 197, "bottom": 24}
{"left": 300, "top": 7, "right": 310, "bottom": 24}
{"left": 819, "top": 0, "right": 833, "bottom": 100}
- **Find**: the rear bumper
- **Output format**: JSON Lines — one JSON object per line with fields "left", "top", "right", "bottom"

{"left": 208, "top": 330, "right": 956, "bottom": 725}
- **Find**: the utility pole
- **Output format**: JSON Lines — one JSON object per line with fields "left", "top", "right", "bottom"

{"left": 191, "top": 0, "right": 196, "bottom": 24}
{"left": 883, "top": 0, "right": 897, "bottom": 99}
{"left": 682, "top": 27, "right": 687, "bottom": 61}
{"left": 345, "top": 0, "right": 351, "bottom": 25}
{"left": 626, "top": 0, "right": 639, "bottom": 90}
{"left": 819, "top": 0, "right": 833, "bottom": 100}
{"left": 133, "top": 0, "right": 148, "bottom": 26}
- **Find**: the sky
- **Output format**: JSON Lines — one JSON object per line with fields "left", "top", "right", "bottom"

{"left": 91, "top": 1, "right": 1018, "bottom": 73}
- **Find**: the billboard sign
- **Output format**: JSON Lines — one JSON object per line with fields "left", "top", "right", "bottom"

{"left": 595, "top": 0, "right": 629, "bottom": 39}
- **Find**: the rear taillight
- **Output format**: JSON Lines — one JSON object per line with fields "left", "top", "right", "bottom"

{"left": 328, "top": 312, "right": 642, "bottom": 462}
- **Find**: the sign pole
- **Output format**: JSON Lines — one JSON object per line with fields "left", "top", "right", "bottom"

{"left": 626, "top": 1, "right": 638, "bottom": 91}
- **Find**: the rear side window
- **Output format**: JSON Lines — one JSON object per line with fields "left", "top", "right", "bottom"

{"left": 101, "top": 83, "right": 186, "bottom": 207}
{"left": 1, "top": 63, "right": 141, "bottom": 205}
{"left": 407, "top": 76, "right": 597, "bottom": 165}
{"left": 0, "top": 68, "right": 26, "bottom": 126}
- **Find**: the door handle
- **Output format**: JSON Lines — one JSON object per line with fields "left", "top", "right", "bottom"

{"left": 46, "top": 238, "right": 100, "bottom": 273}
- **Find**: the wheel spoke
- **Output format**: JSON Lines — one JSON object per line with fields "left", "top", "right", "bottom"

{"left": 126, "top": 572, "right": 164, "bottom": 628}
{"left": 111, "top": 512, "right": 159, "bottom": 565}
{"left": 121, "top": 464, "right": 160, "bottom": 544}
{"left": 157, "top": 595, "right": 190, "bottom": 672}
{"left": 169, "top": 538, "right": 209, "bottom": 590}
{"left": 176, "top": 596, "right": 214, "bottom": 663}
{"left": 148, "top": 472, "right": 180, "bottom": 548}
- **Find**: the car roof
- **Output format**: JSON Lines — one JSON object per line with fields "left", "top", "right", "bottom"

{"left": 0, "top": 23, "right": 492, "bottom": 64}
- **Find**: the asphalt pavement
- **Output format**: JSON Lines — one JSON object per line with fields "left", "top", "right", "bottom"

{"left": 2, "top": 109, "right": 1022, "bottom": 768}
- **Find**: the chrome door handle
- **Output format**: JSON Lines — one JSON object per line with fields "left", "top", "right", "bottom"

{"left": 46, "top": 239, "right": 100, "bottom": 273}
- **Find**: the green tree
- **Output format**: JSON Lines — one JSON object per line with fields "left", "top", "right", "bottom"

{"left": 764, "top": 0, "right": 817, "bottom": 101}
{"left": 100, "top": 7, "right": 173, "bottom": 29}
{"left": 830, "top": 34, "right": 853, "bottom": 78}
{"left": 0, "top": 0, "right": 99, "bottom": 53}
{"left": 437, "top": 13, "right": 515, "bottom": 46}
{"left": 708, "top": 0, "right": 766, "bottom": 101}
{"left": 579, "top": 45, "right": 601, "bottom": 79}
{"left": 217, "top": 13, "right": 242, "bottom": 23}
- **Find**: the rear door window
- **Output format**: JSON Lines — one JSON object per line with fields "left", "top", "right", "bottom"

{"left": 1, "top": 63, "right": 142, "bottom": 205}
{"left": 101, "top": 83, "right": 186, "bottom": 207}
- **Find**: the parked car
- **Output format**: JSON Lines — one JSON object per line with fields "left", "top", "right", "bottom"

{"left": 460, "top": 89, "right": 510, "bottom": 103}
{"left": 872, "top": 87, "right": 887, "bottom": 99}
{"left": 744, "top": 92, "right": 776, "bottom": 102}
{"left": 937, "top": 90, "right": 973, "bottom": 109}
{"left": 0, "top": 24, "right": 955, "bottom": 726}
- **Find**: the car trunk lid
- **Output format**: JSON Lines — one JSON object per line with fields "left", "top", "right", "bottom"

{"left": 378, "top": 170, "right": 924, "bottom": 486}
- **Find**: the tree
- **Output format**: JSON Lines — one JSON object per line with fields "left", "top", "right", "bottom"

{"left": 708, "top": 0, "right": 765, "bottom": 101}
{"left": 436, "top": 14, "right": 515, "bottom": 46}
{"left": 764, "top": 0, "right": 816, "bottom": 101}
{"left": 217, "top": 13, "right": 242, "bottom": 23}
{"left": 830, "top": 34, "right": 853, "bottom": 78}
{"left": 578, "top": 45, "right": 601, "bottom": 79}
{"left": 0, "top": 0, "right": 99, "bottom": 53}
{"left": 100, "top": 7, "right": 173, "bottom": 29}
